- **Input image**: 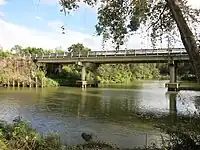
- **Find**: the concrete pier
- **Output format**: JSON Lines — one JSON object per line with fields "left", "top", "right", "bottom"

{"left": 165, "top": 62, "right": 180, "bottom": 91}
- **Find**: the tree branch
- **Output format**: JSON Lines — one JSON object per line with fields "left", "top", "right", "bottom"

{"left": 146, "top": 4, "right": 167, "bottom": 31}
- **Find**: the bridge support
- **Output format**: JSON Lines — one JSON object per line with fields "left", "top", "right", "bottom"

{"left": 81, "top": 65, "right": 87, "bottom": 89}
{"left": 90, "top": 63, "right": 100, "bottom": 88}
{"left": 165, "top": 62, "right": 180, "bottom": 91}
{"left": 76, "top": 62, "right": 100, "bottom": 88}
{"left": 75, "top": 62, "right": 87, "bottom": 88}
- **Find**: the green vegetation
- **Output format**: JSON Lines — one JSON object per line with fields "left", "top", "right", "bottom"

{"left": 1, "top": 43, "right": 195, "bottom": 87}
{"left": 0, "top": 50, "right": 58, "bottom": 87}
{"left": 59, "top": 0, "right": 200, "bottom": 82}
{"left": 1, "top": 116, "right": 200, "bottom": 150}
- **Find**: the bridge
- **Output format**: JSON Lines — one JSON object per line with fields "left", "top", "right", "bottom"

{"left": 28, "top": 48, "right": 191, "bottom": 91}
{"left": 30, "top": 48, "right": 189, "bottom": 64}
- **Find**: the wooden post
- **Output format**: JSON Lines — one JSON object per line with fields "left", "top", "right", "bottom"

{"left": 22, "top": 81, "right": 25, "bottom": 87}
{"left": 7, "top": 78, "right": 10, "bottom": 87}
{"left": 41, "top": 78, "right": 44, "bottom": 88}
{"left": 12, "top": 79, "right": 15, "bottom": 87}
{"left": 17, "top": 80, "right": 20, "bottom": 87}
{"left": 29, "top": 77, "right": 31, "bottom": 88}
{"left": 35, "top": 77, "right": 38, "bottom": 88}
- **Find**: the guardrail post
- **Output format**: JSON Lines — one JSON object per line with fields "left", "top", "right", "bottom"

{"left": 87, "top": 51, "right": 89, "bottom": 57}
{"left": 105, "top": 51, "right": 107, "bottom": 57}
{"left": 63, "top": 52, "right": 66, "bottom": 58}
{"left": 71, "top": 52, "right": 73, "bottom": 58}
{"left": 78, "top": 52, "right": 81, "bottom": 57}
{"left": 48, "top": 53, "right": 51, "bottom": 59}
{"left": 56, "top": 53, "right": 58, "bottom": 58}
{"left": 42, "top": 53, "right": 44, "bottom": 59}
{"left": 134, "top": 50, "right": 136, "bottom": 56}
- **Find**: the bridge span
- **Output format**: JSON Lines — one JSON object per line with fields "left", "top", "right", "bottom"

{"left": 27, "top": 48, "right": 191, "bottom": 91}
{"left": 30, "top": 48, "right": 189, "bottom": 64}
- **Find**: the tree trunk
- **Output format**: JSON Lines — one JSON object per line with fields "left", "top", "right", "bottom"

{"left": 166, "top": 0, "right": 200, "bottom": 82}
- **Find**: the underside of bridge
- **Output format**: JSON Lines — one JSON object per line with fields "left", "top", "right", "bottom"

{"left": 45, "top": 60, "right": 182, "bottom": 91}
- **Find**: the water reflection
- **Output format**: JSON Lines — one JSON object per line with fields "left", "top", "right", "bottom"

{"left": 0, "top": 81, "right": 200, "bottom": 148}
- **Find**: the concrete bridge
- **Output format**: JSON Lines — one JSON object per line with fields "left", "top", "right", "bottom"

{"left": 28, "top": 48, "right": 190, "bottom": 90}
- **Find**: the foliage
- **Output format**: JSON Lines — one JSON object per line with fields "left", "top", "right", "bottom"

{"left": 0, "top": 118, "right": 119, "bottom": 150}
{"left": 0, "top": 51, "right": 11, "bottom": 60}
{"left": 0, "top": 56, "right": 58, "bottom": 87}
{"left": 2, "top": 117, "right": 200, "bottom": 150}
{"left": 37, "top": 71, "right": 59, "bottom": 87}
{"left": 68, "top": 43, "right": 91, "bottom": 54}
{"left": 155, "top": 116, "right": 200, "bottom": 150}
{"left": 43, "top": 78, "right": 59, "bottom": 87}
{"left": 0, "top": 118, "right": 66, "bottom": 150}
{"left": 11, "top": 45, "right": 64, "bottom": 55}
{"left": 59, "top": 0, "right": 200, "bottom": 83}
{"left": 59, "top": 0, "right": 200, "bottom": 48}
{"left": 0, "top": 57, "right": 38, "bottom": 85}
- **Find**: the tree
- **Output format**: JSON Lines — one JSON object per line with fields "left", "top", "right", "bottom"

{"left": 68, "top": 43, "right": 91, "bottom": 53}
{"left": 11, "top": 45, "right": 23, "bottom": 54}
{"left": 59, "top": 0, "right": 200, "bottom": 82}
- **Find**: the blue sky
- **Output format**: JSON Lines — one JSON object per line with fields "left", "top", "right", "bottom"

{"left": 0, "top": 0, "right": 199, "bottom": 50}
{"left": 1, "top": 0, "right": 97, "bottom": 33}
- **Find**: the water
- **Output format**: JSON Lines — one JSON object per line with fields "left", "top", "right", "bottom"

{"left": 0, "top": 80, "right": 200, "bottom": 149}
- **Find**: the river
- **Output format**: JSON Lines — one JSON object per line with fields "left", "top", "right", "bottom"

{"left": 0, "top": 80, "right": 199, "bottom": 149}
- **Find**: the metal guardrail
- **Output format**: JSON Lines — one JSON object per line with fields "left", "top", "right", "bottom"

{"left": 19, "top": 48, "right": 187, "bottom": 59}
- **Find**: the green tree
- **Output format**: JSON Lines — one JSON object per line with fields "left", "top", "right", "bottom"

{"left": 68, "top": 43, "right": 91, "bottom": 54}
{"left": 59, "top": 0, "right": 200, "bottom": 82}
{"left": 11, "top": 45, "right": 23, "bottom": 54}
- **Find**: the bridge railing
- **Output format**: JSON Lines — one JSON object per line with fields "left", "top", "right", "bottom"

{"left": 26, "top": 48, "right": 187, "bottom": 59}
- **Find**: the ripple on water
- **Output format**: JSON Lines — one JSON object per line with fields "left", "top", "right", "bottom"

{"left": 0, "top": 81, "right": 199, "bottom": 148}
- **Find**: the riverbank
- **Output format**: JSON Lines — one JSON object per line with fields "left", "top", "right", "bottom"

{"left": 0, "top": 118, "right": 153, "bottom": 150}
{"left": 1, "top": 116, "right": 199, "bottom": 150}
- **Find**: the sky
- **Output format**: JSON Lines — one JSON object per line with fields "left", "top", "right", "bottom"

{"left": 0, "top": 0, "right": 200, "bottom": 51}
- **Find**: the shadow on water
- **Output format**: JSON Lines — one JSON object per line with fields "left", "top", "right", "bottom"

{"left": 0, "top": 81, "right": 200, "bottom": 148}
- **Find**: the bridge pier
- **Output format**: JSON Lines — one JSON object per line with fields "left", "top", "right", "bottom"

{"left": 76, "top": 62, "right": 100, "bottom": 88}
{"left": 165, "top": 62, "right": 180, "bottom": 91}
{"left": 81, "top": 65, "right": 87, "bottom": 89}
{"left": 90, "top": 63, "right": 100, "bottom": 88}
{"left": 75, "top": 62, "right": 87, "bottom": 89}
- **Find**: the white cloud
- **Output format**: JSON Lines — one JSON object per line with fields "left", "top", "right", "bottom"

{"left": 188, "top": 0, "right": 200, "bottom": 9}
{"left": 0, "top": 0, "right": 6, "bottom": 6}
{"left": 0, "top": 18, "right": 184, "bottom": 52}
{"left": 47, "top": 20, "right": 64, "bottom": 32}
{"left": 0, "top": 12, "right": 4, "bottom": 17}
{"left": 0, "top": 19, "right": 103, "bottom": 50}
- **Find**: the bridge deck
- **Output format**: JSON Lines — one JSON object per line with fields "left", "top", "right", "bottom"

{"left": 25, "top": 48, "right": 189, "bottom": 64}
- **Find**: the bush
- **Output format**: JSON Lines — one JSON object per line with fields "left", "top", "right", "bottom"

{"left": 43, "top": 78, "right": 59, "bottom": 87}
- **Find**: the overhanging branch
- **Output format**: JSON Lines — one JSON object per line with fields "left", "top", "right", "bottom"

{"left": 146, "top": 4, "right": 167, "bottom": 31}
